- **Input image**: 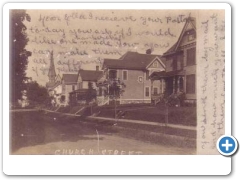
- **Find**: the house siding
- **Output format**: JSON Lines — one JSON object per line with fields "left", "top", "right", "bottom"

{"left": 166, "top": 53, "right": 184, "bottom": 72}
{"left": 61, "top": 82, "right": 77, "bottom": 105}
{"left": 183, "top": 46, "right": 196, "bottom": 100}
{"left": 162, "top": 18, "right": 196, "bottom": 103}
{"left": 82, "top": 81, "right": 97, "bottom": 89}
{"left": 118, "top": 69, "right": 151, "bottom": 104}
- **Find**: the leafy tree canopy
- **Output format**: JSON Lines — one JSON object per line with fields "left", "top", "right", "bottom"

{"left": 10, "top": 10, "right": 31, "bottom": 103}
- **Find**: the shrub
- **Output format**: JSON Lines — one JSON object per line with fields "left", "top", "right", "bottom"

{"left": 165, "top": 91, "right": 186, "bottom": 107}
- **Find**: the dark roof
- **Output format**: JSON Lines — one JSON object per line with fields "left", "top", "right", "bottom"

{"left": 78, "top": 70, "right": 103, "bottom": 81}
{"left": 62, "top": 74, "right": 78, "bottom": 84}
{"left": 69, "top": 89, "right": 88, "bottom": 94}
{"left": 103, "top": 51, "right": 164, "bottom": 70}
{"left": 150, "top": 70, "right": 185, "bottom": 79}
{"left": 163, "top": 17, "right": 196, "bottom": 57}
{"left": 46, "top": 81, "right": 61, "bottom": 90}
{"left": 69, "top": 89, "right": 96, "bottom": 95}
{"left": 163, "top": 42, "right": 178, "bottom": 56}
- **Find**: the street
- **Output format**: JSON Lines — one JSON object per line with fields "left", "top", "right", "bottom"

{"left": 10, "top": 111, "right": 195, "bottom": 155}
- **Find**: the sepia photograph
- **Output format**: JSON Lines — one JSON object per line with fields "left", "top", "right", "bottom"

{"left": 8, "top": 8, "right": 225, "bottom": 156}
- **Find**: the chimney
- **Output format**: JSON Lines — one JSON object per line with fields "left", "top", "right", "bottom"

{"left": 146, "top": 49, "right": 152, "bottom": 54}
{"left": 96, "top": 66, "right": 99, "bottom": 71}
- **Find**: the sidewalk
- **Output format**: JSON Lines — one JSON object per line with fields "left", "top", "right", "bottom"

{"left": 43, "top": 109, "right": 82, "bottom": 117}
{"left": 10, "top": 109, "right": 39, "bottom": 112}
{"left": 87, "top": 116, "right": 196, "bottom": 131}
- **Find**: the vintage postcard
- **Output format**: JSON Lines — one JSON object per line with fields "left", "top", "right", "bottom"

{"left": 3, "top": 3, "right": 231, "bottom": 175}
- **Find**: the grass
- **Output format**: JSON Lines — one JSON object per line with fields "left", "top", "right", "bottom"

{"left": 96, "top": 104, "right": 196, "bottom": 126}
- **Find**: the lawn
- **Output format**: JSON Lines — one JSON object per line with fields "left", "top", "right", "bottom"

{"left": 95, "top": 104, "right": 197, "bottom": 126}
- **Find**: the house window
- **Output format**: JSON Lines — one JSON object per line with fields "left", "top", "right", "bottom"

{"left": 188, "top": 34, "right": 195, "bottom": 41}
{"left": 153, "top": 61, "right": 158, "bottom": 67}
{"left": 123, "top": 70, "right": 128, "bottom": 80}
{"left": 145, "top": 87, "right": 150, "bottom": 97}
{"left": 186, "top": 74, "right": 196, "bottom": 94}
{"left": 185, "top": 30, "right": 196, "bottom": 41}
{"left": 153, "top": 87, "right": 158, "bottom": 95}
{"left": 138, "top": 76, "right": 143, "bottom": 83}
{"left": 72, "top": 85, "right": 75, "bottom": 91}
{"left": 172, "top": 57, "right": 178, "bottom": 71}
{"left": 187, "top": 48, "right": 196, "bottom": 66}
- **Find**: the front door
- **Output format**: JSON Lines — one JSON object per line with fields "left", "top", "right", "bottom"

{"left": 166, "top": 77, "right": 173, "bottom": 96}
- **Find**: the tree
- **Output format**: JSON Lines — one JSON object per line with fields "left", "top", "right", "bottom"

{"left": 26, "top": 81, "right": 51, "bottom": 107}
{"left": 10, "top": 10, "right": 31, "bottom": 104}
{"left": 86, "top": 82, "right": 97, "bottom": 104}
{"left": 102, "top": 78, "right": 126, "bottom": 119}
{"left": 85, "top": 82, "right": 97, "bottom": 115}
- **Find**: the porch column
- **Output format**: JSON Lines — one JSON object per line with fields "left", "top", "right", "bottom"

{"left": 151, "top": 79, "right": 154, "bottom": 95}
{"left": 161, "top": 78, "right": 164, "bottom": 93}
{"left": 164, "top": 79, "right": 166, "bottom": 93}
{"left": 159, "top": 79, "right": 162, "bottom": 94}
{"left": 177, "top": 76, "right": 180, "bottom": 93}
{"left": 173, "top": 77, "right": 175, "bottom": 94}
{"left": 182, "top": 76, "right": 185, "bottom": 92}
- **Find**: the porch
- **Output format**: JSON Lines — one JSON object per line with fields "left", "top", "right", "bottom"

{"left": 150, "top": 70, "right": 185, "bottom": 104}
{"left": 69, "top": 89, "right": 97, "bottom": 106}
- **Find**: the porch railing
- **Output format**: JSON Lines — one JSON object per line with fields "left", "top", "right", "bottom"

{"left": 97, "top": 96, "right": 109, "bottom": 106}
{"left": 151, "top": 93, "right": 164, "bottom": 105}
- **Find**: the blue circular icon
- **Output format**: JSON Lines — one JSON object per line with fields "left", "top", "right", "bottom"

{"left": 217, "top": 135, "right": 238, "bottom": 156}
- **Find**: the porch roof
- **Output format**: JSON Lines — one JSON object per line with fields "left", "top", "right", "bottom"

{"left": 150, "top": 70, "right": 185, "bottom": 79}
{"left": 69, "top": 89, "right": 96, "bottom": 94}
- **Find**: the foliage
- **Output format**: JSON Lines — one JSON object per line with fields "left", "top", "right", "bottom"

{"left": 103, "top": 78, "right": 126, "bottom": 99}
{"left": 60, "top": 95, "right": 66, "bottom": 103}
{"left": 10, "top": 10, "right": 32, "bottom": 103}
{"left": 26, "top": 81, "right": 51, "bottom": 107}
{"left": 164, "top": 91, "right": 186, "bottom": 107}
{"left": 86, "top": 82, "right": 97, "bottom": 104}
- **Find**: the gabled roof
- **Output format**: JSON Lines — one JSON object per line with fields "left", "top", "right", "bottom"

{"left": 55, "top": 74, "right": 62, "bottom": 82}
{"left": 48, "top": 81, "right": 61, "bottom": 90}
{"left": 47, "top": 81, "right": 61, "bottom": 90}
{"left": 163, "top": 17, "right": 196, "bottom": 57}
{"left": 78, "top": 70, "right": 103, "bottom": 81}
{"left": 103, "top": 51, "right": 164, "bottom": 70}
{"left": 62, "top": 74, "right": 78, "bottom": 84}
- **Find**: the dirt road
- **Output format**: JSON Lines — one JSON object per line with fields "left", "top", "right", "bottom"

{"left": 10, "top": 111, "right": 195, "bottom": 155}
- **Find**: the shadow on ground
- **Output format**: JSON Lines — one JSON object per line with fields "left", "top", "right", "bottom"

{"left": 10, "top": 111, "right": 116, "bottom": 154}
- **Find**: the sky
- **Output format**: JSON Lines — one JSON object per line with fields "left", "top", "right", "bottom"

{"left": 24, "top": 9, "right": 197, "bottom": 85}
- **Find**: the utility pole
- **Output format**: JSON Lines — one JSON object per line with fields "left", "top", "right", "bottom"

{"left": 114, "top": 89, "right": 117, "bottom": 119}
{"left": 165, "top": 102, "right": 169, "bottom": 127}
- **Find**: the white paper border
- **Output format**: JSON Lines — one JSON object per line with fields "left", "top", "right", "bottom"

{"left": 3, "top": 2, "right": 231, "bottom": 175}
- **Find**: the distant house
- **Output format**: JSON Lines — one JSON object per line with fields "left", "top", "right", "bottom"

{"left": 69, "top": 69, "right": 104, "bottom": 105}
{"left": 151, "top": 17, "right": 196, "bottom": 104}
{"left": 60, "top": 74, "right": 78, "bottom": 106}
{"left": 45, "top": 51, "right": 63, "bottom": 106}
{"left": 101, "top": 51, "right": 165, "bottom": 104}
